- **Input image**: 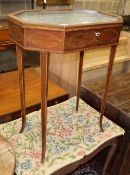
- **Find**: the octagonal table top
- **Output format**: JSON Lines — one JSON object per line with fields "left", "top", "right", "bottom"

{"left": 8, "top": 9, "right": 123, "bottom": 53}
{"left": 8, "top": 9, "right": 122, "bottom": 28}
{"left": 14, "top": 10, "right": 118, "bottom": 26}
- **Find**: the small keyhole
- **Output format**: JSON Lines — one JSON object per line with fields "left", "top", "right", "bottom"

{"left": 95, "top": 32, "right": 100, "bottom": 36}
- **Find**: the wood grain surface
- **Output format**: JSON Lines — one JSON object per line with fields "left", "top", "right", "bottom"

{"left": 0, "top": 67, "right": 68, "bottom": 117}
{"left": 0, "top": 134, "right": 15, "bottom": 175}
{"left": 83, "top": 71, "right": 130, "bottom": 115}
{"left": 0, "top": 19, "right": 15, "bottom": 51}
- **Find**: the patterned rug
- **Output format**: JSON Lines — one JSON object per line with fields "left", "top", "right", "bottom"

{"left": 1, "top": 97, "right": 121, "bottom": 175}
{"left": 69, "top": 148, "right": 111, "bottom": 175}
{"left": 69, "top": 160, "right": 102, "bottom": 175}
{"left": 69, "top": 159, "right": 112, "bottom": 175}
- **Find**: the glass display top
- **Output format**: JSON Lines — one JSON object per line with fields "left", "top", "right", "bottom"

{"left": 15, "top": 10, "right": 117, "bottom": 26}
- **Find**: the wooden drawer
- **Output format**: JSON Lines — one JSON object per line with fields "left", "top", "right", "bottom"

{"left": 65, "top": 27, "right": 121, "bottom": 52}
{"left": 93, "top": 28, "right": 120, "bottom": 44}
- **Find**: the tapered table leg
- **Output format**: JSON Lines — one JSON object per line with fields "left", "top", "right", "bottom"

{"left": 16, "top": 45, "right": 26, "bottom": 133}
{"left": 99, "top": 45, "right": 117, "bottom": 132}
{"left": 76, "top": 51, "right": 84, "bottom": 111}
{"left": 46, "top": 53, "right": 50, "bottom": 96}
{"left": 40, "top": 52, "right": 49, "bottom": 163}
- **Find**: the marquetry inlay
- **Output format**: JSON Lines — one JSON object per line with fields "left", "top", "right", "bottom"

{"left": 9, "top": 23, "right": 23, "bottom": 44}
{"left": 25, "top": 30, "right": 64, "bottom": 51}
{"left": 65, "top": 28, "right": 120, "bottom": 51}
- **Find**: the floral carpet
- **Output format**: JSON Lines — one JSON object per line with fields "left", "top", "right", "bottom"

{"left": 0, "top": 97, "right": 123, "bottom": 175}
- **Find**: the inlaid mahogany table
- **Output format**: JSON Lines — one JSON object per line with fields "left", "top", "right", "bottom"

{"left": 0, "top": 134, "right": 15, "bottom": 175}
{"left": 8, "top": 9, "right": 123, "bottom": 162}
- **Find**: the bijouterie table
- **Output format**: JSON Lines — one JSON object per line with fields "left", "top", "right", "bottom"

{"left": 8, "top": 9, "right": 123, "bottom": 162}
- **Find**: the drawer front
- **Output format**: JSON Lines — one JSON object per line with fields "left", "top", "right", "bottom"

{"left": 94, "top": 28, "right": 120, "bottom": 44}
{"left": 65, "top": 27, "right": 121, "bottom": 52}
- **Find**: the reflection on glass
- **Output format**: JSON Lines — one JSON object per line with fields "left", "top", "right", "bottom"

{"left": 15, "top": 10, "right": 117, "bottom": 26}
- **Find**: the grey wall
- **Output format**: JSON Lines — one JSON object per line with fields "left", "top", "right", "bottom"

{"left": 0, "top": 0, "right": 32, "bottom": 18}
{"left": 0, "top": 0, "right": 130, "bottom": 18}
{"left": 73, "top": 0, "right": 130, "bottom": 15}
